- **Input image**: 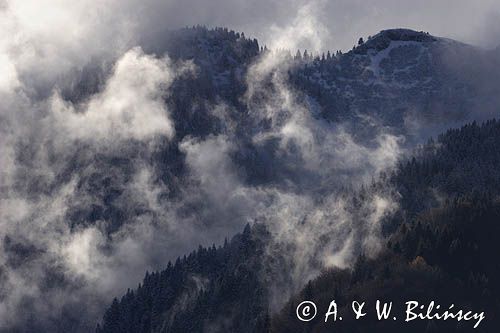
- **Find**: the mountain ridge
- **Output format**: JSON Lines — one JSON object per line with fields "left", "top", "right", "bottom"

{"left": 5, "top": 25, "right": 500, "bottom": 333}
{"left": 97, "top": 119, "right": 500, "bottom": 333}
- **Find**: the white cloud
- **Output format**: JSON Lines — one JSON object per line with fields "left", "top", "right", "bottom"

{"left": 50, "top": 47, "right": 190, "bottom": 143}
{"left": 2, "top": 0, "right": 478, "bottom": 329}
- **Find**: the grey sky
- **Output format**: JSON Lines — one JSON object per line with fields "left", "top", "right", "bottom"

{"left": 3, "top": 0, "right": 500, "bottom": 87}
{"left": 131, "top": 0, "right": 500, "bottom": 51}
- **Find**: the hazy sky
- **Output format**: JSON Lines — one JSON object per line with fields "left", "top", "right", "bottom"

{"left": 3, "top": 1, "right": 500, "bottom": 63}
{"left": 133, "top": 0, "right": 500, "bottom": 51}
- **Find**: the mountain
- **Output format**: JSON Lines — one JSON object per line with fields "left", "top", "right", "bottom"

{"left": 98, "top": 119, "right": 500, "bottom": 332}
{"left": 292, "top": 29, "right": 500, "bottom": 140}
{"left": 5, "top": 25, "right": 500, "bottom": 333}
{"left": 142, "top": 27, "right": 500, "bottom": 137}
{"left": 96, "top": 224, "right": 270, "bottom": 333}
{"left": 271, "top": 123, "right": 500, "bottom": 333}
{"left": 91, "top": 27, "right": 500, "bottom": 332}
{"left": 158, "top": 26, "right": 500, "bottom": 188}
{"left": 66, "top": 27, "right": 500, "bottom": 144}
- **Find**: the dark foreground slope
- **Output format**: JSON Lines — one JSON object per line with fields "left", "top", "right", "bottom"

{"left": 99, "top": 120, "right": 500, "bottom": 332}
{"left": 272, "top": 120, "right": 500, "bottom": 332}
{"left": 272, "top": 197, "right": 500, "bottom": 332}
{"left": 96, "top": 224, "right": 270, "bottom": 333}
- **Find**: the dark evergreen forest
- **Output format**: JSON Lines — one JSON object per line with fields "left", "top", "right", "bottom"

{"left": 98, "top": 120, "right": 500, "bottom": 332}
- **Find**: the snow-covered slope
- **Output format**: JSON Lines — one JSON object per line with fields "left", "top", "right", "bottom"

{"left": 293, "top": 29, "right": 499, "bottom": 140}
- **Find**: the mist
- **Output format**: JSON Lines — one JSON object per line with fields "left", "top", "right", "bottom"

{"left": 1, "top": 0, "right": 499, "bottom": 331}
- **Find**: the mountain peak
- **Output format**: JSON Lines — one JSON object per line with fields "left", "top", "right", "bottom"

{"left": 374, "top": 28, "right": 436, "bottom": 42}
{"left": 354, "top": 28, "right": 437, "bottom": 54}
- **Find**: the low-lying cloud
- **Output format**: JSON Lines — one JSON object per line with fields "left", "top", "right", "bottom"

{"left": 1, "top": 0, "right": 468, "bottom": 331}
{"left": 0, "top": 44, "right": 194, "bottom": 330}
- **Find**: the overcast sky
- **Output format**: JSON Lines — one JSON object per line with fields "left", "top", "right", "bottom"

{"left": 3, "top": 0, "right": 500, "bottom": 64}
{"left": 133, "top": 0, "right": 500, "bottom": 51}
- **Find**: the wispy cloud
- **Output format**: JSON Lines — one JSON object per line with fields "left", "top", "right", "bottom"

{"left": 4, "top": 0, "right": 490, "bottom": 330}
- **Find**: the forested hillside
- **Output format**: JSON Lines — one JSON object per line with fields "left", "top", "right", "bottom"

{"left": 4, "top": 24, "right": 500, "bottom": 332}
{"left": 272, "top": 120, "right": 500, "bottom": 332}
{"left": 96, "top": 224, "right": 270, "bottom": 333}
{"left": 98, "top": 120, "right": 500, "bottom": 332}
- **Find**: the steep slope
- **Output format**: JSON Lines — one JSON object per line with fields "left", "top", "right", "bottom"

{"left": 91, "top": 28, "right": 500, "bottom": 333}
{"left": 62, "top": 27, "right": 500, "bottom": 147}
{"left": 98, "top": 119, "right": 500, "bottom": 332}
{"left": 292, "top": 29, "right": 500, "bottom": 141}
{"left": 271, "top": 120, "right": 500, "bottom": 332}
{"left": 6, "top": 26, "right": 500, "bottom": 333}
{"left": 96, "top": 224, "right": 270, "bottom": 333}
